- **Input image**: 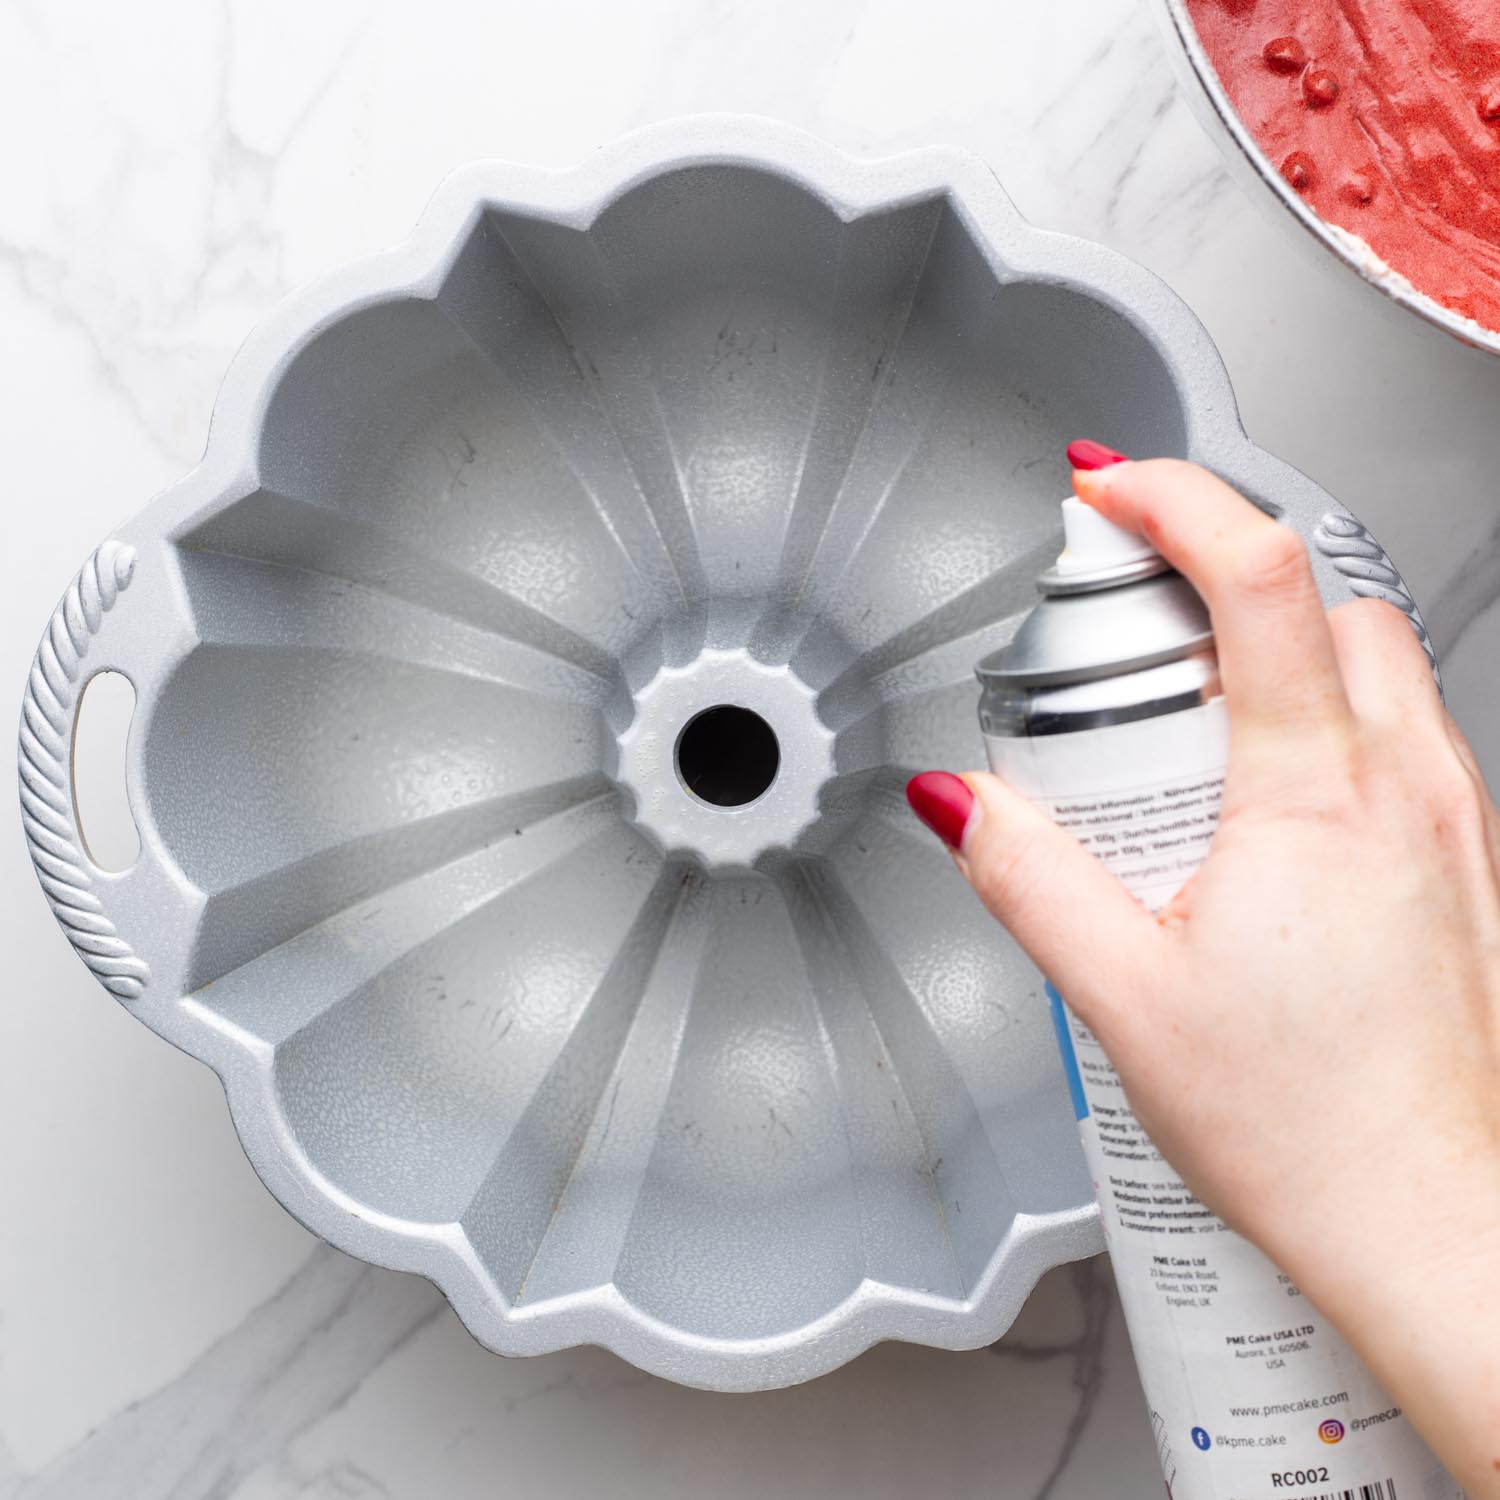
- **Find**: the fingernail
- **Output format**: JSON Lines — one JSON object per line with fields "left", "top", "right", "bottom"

{"left": 1066, "top": 439, "right": 1130, "bottom": 471}
{"left": 905, "top": 771, "right": 975, "bottom": 850}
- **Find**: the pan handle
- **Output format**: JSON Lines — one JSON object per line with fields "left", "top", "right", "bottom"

{"left": 18, "top": 539, "right": 152, "bottom": 1000}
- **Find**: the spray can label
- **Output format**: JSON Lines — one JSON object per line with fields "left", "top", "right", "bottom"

{"left": 987, "top": 698, "right": 1464, "bottom": 1500}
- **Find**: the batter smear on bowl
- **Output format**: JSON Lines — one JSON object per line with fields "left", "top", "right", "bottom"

{"left": 1186, "top": 0, "right": 1500, "bottom": 334}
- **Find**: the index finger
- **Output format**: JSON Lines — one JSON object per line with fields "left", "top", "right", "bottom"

{"left": 1071, "top": 457, "right": 1352, "bottom": 748}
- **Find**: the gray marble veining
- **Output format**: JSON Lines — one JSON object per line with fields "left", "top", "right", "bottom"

{"left": 0, "top": 1247, "right": 1143, "bottom": 1500}
{"left": 4, "top": 0, "right": 1497, "bottom": 1495}
{"left": 990, "top": 1261, "right": 1115, "bottom": 1500}
{"left": 4, "top": 1251, "right": 443, "bottom": 1500}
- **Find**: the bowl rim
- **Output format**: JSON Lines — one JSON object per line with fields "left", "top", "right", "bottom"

{"left": 1155, "top": 0, "right": 1500, "bottom": 360}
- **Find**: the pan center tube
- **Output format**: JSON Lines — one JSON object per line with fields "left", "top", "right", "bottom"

{"left": 612, "top": 644, "right": 841, "bottom": 872}
{"left": 674, "top": 704, "right": 780, "bottom": 807}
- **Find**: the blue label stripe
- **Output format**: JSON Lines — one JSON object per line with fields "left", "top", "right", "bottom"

{"left": 1045, "top": 981, "right": 1089, "bottom": 1122}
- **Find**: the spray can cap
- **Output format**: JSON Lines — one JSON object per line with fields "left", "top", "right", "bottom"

{"left": 1038, "top": 497, "right": 1172, "bottom": 596}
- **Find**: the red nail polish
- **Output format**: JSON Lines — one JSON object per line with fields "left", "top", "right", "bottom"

{"left": 905, "top": 772, "right": 975, "bottom": 851}
{"left": 1066, "top": 439, "right": 1131, "bottom": 471}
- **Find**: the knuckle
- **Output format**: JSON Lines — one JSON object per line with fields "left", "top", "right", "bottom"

{"left": 1337, "top": 736, "right": 1385, "bottom": 808}
{"left": 1226, "top": 524, "right": 1311, "bottom": 603}
{"left": 1424, "top": 759, "right": 1489, "bottom": 833}
{"left": 1243, "top": 727, "right": 1365, "bottom": 823}
{"left": 1334, "top": 596, "right": 1426, "bottom": 658}
{"left": 1298, "top": 736, "right": 1369, "bottom": 822}
{"left": 1359, "top": 595, "right": 1410, "bottom": 630}
{"left": 1332, "top": 595, "right": 1402, "bottom": 635}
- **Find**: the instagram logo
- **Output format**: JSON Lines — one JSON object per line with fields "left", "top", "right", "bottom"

{"left": 1318, "top": 1419, "right": 1345, "bottom": 1444}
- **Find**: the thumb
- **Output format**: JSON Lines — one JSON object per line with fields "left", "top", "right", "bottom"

{"left": 907, "top": 769, "right": 1163, "bottom": 1032}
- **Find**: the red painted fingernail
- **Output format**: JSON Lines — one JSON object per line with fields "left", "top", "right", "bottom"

{"left": 905, "top": 772, "right": 975, "bottom": 850}
{"left": 1066, "top": 439, "right": 1131, "bottom": 471}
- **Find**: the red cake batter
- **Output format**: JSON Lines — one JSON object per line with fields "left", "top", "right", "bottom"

{"left": 1185, "top": 0, "right": 1500, "bottom": 334}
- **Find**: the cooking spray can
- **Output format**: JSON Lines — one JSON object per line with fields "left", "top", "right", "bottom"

{"left": 976, "top": 493, "right": 1465, "bottom": 1500}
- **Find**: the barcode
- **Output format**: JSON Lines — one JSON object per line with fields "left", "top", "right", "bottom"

{"left": 1305, "top": 1484, "right": 1397, "bottom": 1500}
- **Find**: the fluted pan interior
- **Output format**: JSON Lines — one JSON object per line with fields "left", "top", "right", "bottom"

{"left": 146, "top": 162, "right": 1190, "bottom": 1353}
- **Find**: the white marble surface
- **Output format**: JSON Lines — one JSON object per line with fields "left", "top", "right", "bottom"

{"left": 4, "top": 2, "right": 1500, "bottom": 1497}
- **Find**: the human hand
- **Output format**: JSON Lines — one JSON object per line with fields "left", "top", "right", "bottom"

{"left": 907, "top": 458, "right": 1500, "bottom": 1495}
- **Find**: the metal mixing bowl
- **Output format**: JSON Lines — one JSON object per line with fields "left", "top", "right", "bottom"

{"left": 1155, "top": 0, "right": 1500, "bottom": 359}
{"left": 19, "top": 116, "right": 1431, "bottom": 1391}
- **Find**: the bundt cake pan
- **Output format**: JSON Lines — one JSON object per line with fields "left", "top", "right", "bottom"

{"left": 18, "top": 116, "right": 1430, "bottom": 1391}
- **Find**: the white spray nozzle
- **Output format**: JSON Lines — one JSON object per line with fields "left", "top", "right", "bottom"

{"left": 1052, "top": 496, "right": 1160, "bottom": 576}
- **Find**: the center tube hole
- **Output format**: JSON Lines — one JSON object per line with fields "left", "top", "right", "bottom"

{"left": 675, "top": 705, "right": 780, "bottom": 808}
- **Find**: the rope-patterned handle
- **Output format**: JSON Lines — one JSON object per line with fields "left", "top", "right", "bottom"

{"left": 1312, "top": 512, "right": 1437, "bottom": 673}
{"left": 18, "top": 541, "right": 150, "bottom": 999}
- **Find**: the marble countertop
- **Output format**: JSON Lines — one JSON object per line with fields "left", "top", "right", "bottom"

{"left": 5, "top": 2, "right": 1499, "bottom": 1497}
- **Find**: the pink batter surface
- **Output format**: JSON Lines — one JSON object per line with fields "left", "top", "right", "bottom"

{"left": 1186, "top": 0, "right": 1500, "bottom": 334}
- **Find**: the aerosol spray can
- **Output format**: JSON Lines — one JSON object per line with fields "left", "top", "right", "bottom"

{"left": 976, "top": 488, "right": 1464, "bottom": 1500}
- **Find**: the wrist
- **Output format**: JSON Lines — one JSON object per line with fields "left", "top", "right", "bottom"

{"left": 1260, "top": 1157, "right": 1500, "bottom": 1317}
{"left": 1264, "top": 1169, "right": 1500, "bottom": 1494}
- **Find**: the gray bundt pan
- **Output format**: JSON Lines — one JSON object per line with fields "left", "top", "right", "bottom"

{"left": 19, "top": 116, "right": 1430, "bottom": 1391}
